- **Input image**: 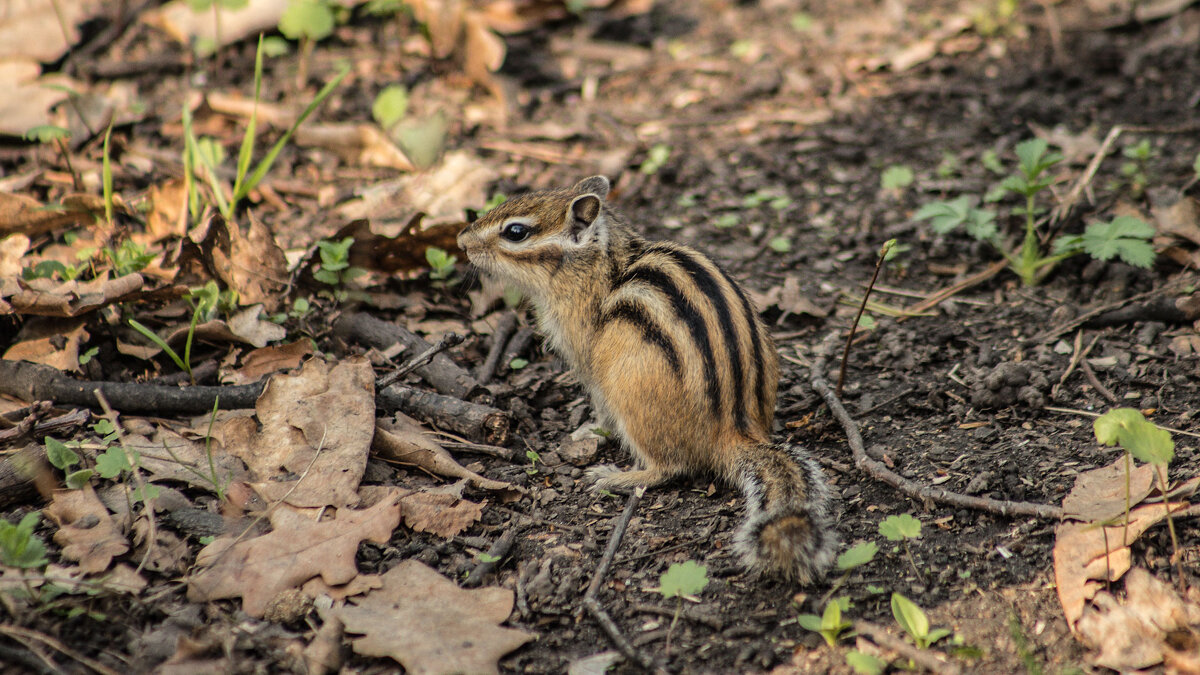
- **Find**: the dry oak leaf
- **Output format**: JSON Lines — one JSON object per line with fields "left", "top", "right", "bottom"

{"left": 44, "top": 484, "right": 130, "bottom": 575}
{"left": 186, "top": 489, "right": 402, "bottom": 617}
{"left": 1061, "top": 455, "right": 1156, "bottom": 522}
{"left": 3, "top": 317, "right": 89, "bottom": 372}
{"left": 224, "top": 340, "right": 314, "bottom": 385}
{"left": 176, "top": 212, "right": 288, "bottom": 310}
{"left": 1053, "top": 501, "right": 1189, "bottom": 627}
{"left": 217, "top": 356, "right": 374, "bottom": 508}
{"left": 1076, "top": 567, "right": 1200, "bottom": 671}
{"left": 336, "top": 559, "right": 534, "bottom": 675}
{"left": 400, "top": 490, "right": 485, "bottom": 538}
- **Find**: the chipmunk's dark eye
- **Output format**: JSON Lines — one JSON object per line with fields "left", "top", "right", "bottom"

{"left": 501, "top": 221, "right": 531, "bottom": 242}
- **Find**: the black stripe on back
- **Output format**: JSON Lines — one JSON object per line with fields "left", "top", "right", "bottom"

{"left": 715, "top": 264, "right": 769, "bottom": 423}
{"left": 605, "top": 300, "right": 682, "bottom": 376}
{"left": 649, "top": 245, "right": 750, "bottom": 433}
{"left": 617, "top": 265, "right": 721, "bottom": 418}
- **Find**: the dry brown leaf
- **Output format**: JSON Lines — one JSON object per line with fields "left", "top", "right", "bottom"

{"left": 217, "top": 357, "right": 374, "bottom": 508}
{"left": 1061, "top": 456, "right": 1156, "bottom": 522}
{"left": 336, "top": 559, "right": 534, "bottom": 674}
{"left": 176, "top": 213, "right": 288, "bottom": 310}
{"left": 0, "top": 234, "right": 29, "bottom": 282}
{"left": 141, "top": 0, "right": 289, "bottom": 52}
{"left": 3, "top": 318, "right": 89, "bottom": 372}
{"left": 6, "top": 273, "right": 145, "bottom": 317}
{"left": 320, "top": 217, "right": 464, "bottom": 278}
{"left": 123, "top": 426, "right": 249, "bottom": 491}
{"left": 302, "top": 573, "right": 383, "bottom": 601}
{"left": 44, "top": 485, "right": 130, "bottom": 575}
{"left": 187, "top": 490, "right": 403, "bottom": 617}
{"left": 1054, "top": 501, "right": 1189, "bottom": 627}
{"left": 748, "top": 276, "right": 828, "bottom": 319}
{"left": 336, "top": 149, "right": 499, "bottom": 226}
{"left": 374, "top": 415, "right": 518, "bottom": 493}
{"left": 0, "top": 56, "right": 81, "bottom": 139}
{"left": 226, "top": 341, "right": 314, "bottom": 385}
{"left": 1076, "top": 568, "right": 1200, "bottom": 671}
{"left": 0, "top": 0, "right": 107, "bottom": 61}
{"left": 165, "top": 305, "right": 287, "bottom": 349}
{"left": 303, "top": 612, "right": 345, "bottom": 675}
{"left": 0, "top": 192, "right": 122, "bottom": 238}
{"left": 146, "top": 179, "right": 190, "bottom": 240}
{"left": 400, "top": 491, "right": 485, "bottom": 538}
{"left": 463, "top": 10, "right": 507, "bottom": 94}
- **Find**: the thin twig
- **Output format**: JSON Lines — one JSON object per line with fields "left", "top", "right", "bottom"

{"left": 0, "top": 623, "right": 122, "bottom": 675}
{"left": 812, "top": 335, "right": 1063, "bottom": 519}
{"left": 376, "top": 332, "right": 465, "bottom": 390}
{"left": 839, "top": 241, "right": 893, "bottom": 396}
{"left": 463, "top": 523, "right": 522, "bottom": 587}
{"left": 854, "top": 620, "right": 962, "bottom": 675}
{"left": 1051, "top": 125, "right": 1122, "bottom": 225}
{"left": 902, "top": 259, "right": 1008, "bottom": 318}
{"left": 1079, "top": 358, "right": 1118, "bottom": 403}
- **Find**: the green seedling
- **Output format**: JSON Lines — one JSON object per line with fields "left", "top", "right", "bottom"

{"left": 159, "top": 397, "right": 229, "bottom": 501}
{"left": 101, "top": 123, "right": 114, "bottom": 227}
{"left": 24, "top": 124, "right": 79, "bottom": 190}
{"left": 640, "top": 143, "right": 671, "bottom": 175}
{"left": 891, "top": 593, "right": 952, "bottom": 649}
{"left": 394, "top": 111, "right": 448, "bottom": 169}
{"left": 656, "top": 560, "right": 709, "bottom": 654}
{"left": 879, "top": 513, "right": 923, "bottom": 578}
{"left": 881, "top": 165, "right": 914, "bottom": 191}
{"left": 90, "top": 418, "right": 159, "bottom": 507}
{"left": 936, "top": 151, "right": 961, "bottom": 178}
{"left": 845, "top": 650, "right": 886, "bottom": 675}
{"left": 797, "top": 597, "right": 853, "bottom": 647}
{"left": 372, "top": 84, "right": 409, "bottom": 131}
{"left": 0, "top": 512, "right": 48, "bottom": 569}
{"left": 525, "top": 449, "right": 541, "bottom": 474}
{"left": 819, "top": 540, "right": 878, "bottom": 606}
{"left": 1119, "top": 139, "right": 1155, "bottom": 198}
{"left": 44, "top": 438, "right": 93, "bottom": 489}
{"left": 714, "top": 213, "right": 739, "bottom": 229}
{"left": 791, "top": 12, "right": 814, "bottom": 31}
{"left": 104, "top": 239, "right": 156, "bottom": 276}
{"left": 769, "top": 236, "right": 792, "bottom": 254}
{"left": 1094, "top": 408, "right": 1179, "bottom": 562}
{"left": 915, "top": 138, "right": 1154, "bottom": 285}
{"left": 425, "top": 246, "right": 458, "bottom": 282}
{"left": 1008, "top": 611, "right": 1044, "bottom": 675}
{"left": 78, "top": 346, "right": 99, "bottom": 366}
{"left": 23, "top": 259, "right": 84, "bottom": 282}
{"left": 279, "top": 0, "right": 336, "bottom": 86}
{"left": 127, "top": 284, "right": 210, "bottom": 382}
{"left": 677, "top": 193, "right": 698, "bottom": 208}
{"left": 184, "top": 35, "right": 347, "bottom": 221}
{"left": 475, "top": 552, "right": 500, "bottom": 564}
{"left": 314, "top": 237, "right": 366, "bottom": 301}
{"left": 509, "top": 358, "right": 529, "bottom": 370}
{"left": 365, "top": 0, "right": 406, "bottom": 15}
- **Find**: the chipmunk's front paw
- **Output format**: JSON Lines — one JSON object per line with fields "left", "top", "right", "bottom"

{"left": 584, "top": 464, "right": 626, "bottom": 492}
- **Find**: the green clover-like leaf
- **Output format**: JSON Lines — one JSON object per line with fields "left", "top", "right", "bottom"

{"left": 879, "top": 513, "right": 922, "bottom": 541}
{"left": 836, "top": 541, "right": 878, "bottom": 571}
{"left": 658, "top": 560, "right": 709, "bottom": 599}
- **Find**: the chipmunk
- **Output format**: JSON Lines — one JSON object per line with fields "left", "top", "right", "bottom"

{"left": 457, "top": 176, "right": 836, "bottom": 582}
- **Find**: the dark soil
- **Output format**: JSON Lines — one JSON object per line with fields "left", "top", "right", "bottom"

{"left": 3, "top": 0, "right": 1199, "bottom": 673}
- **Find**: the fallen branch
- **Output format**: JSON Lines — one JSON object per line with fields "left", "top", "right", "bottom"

{"left": 376, "top": 332, "right": 465, "bottom": 391}
{"left": 377, "top": 384, "right": 510, "bottom": 446}
{"left": 462, "top": 524, "right": 522, "bottom": 588}
{"left": 0, "top": 408, "right": 91, "bottom": 444}
{"left": 0, "top": 444, "right": 56, "bottom": 509}
{"left": 1034, "top": 278, "right": 1195, "bottom": 342}
{"left": 854, "top": 620, "right": 962, "bottom": 675}
{"left": 333, "top": 313, "right": 483, "bottom": 401}
{"left": 811, "top": 336, "right": 1063, "bottom": 519}
{"left": 0, "top": 360, "right": 263, "bottom": 414}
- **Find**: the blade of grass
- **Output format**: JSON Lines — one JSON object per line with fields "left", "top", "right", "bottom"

{"left": 182, "top": 105, "right": 201, "bottom": 222}
{"left": 237, "top": 65, "right": 348, "bottom": 201}
{"left": 102, "top": 122, "right": 114, "bottom": 227}
{"left": 128, "top": 319, "right": 190, "bottom": 376}
{"left": 231, "top": 34, "right": 265, "bottom": 211}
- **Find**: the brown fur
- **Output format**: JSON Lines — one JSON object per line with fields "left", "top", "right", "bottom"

{"left": 458, "top": 177, "right": 837, "bottom": 582}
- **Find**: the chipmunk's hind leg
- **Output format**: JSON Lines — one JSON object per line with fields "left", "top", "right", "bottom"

{"left": 585, "top": 462, "right": 674, "bottom": 493}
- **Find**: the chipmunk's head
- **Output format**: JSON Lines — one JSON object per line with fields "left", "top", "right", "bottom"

{"left": 457, "top": 176, "right": 612, "bottom": 295}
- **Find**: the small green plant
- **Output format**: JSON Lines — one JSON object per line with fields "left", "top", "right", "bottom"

{"left": 817, "top": 540, "right": 877, "bottom": 607}
{"left": 184, "top": 35, "right": 347, "bottom": 221}
{"left": 88, "top": 418, "right": 160, "bottom": 506}
{"left": 475, "top": 552, "right": 500, "bottom": 563}
{"left": 656, "top": 560, "right": 709, "bottom": 654}
{"left": 279, "top": 0, "right": 336, "bottom": 85}
{"left": 0, "top": 512, "right": 48, "bottom": 569}
{"left": 524, "top": 449, "right": 541, "bottom": 474}
{"left": 509, "top": 358, "right": 529, "bottom": 370}
{"left": 78, "top": 346, "right": 99, "bottom": 366}
{"left": 126, "top": 281, "right": 220, "bottom": 382}
{"left": 714, "top": 213, "right": 739, "bottom": 229}
{"left": 936, "top": 151, "right": 961, "bottom": 178}
{"left": 314, "top": 237, "right": 366, "bottom": 300}
{"left": 159, "top": 398, "right": 230, "bottom": 501}
{"left": 797, "top": 597, "right": 853, "bottom": 647}
{"left": 1119, "top": 139, "right": 1155, "bottom": 198}
{"left": 881, "top": 165, "right": 914, "bottom": 191}
{"left": 790, "top": 12, "right": 814, "bottom": 31}
{"left": 768, "top": 236, "right": 792, "bottom": 254}
{"left": 101, "top": 123, "right": 114, "bottom": 228}
{"left": 915, "top": 138, "right": 1154, "bottom": 285}
{"left": 1008, "top": 612, "right": 1044, "bottom": 675}
{"left": 879, "top": 513, "right": 922, "bottom": 577}
{"left": 640, "top": 143, "right": 671, "bottom": 175}
{"left": 891, "top": 593, "right": 952, "bottom": 649}
{"left": 104, "top": 239, "right": 156, "bottom": 276}
{"left": 425, "top": 246, "right": 458, "bottom": 282}
{"left": 845, "top": 649, "right": 886, "bottom": 675}
{"left": 372, "top": 84, "right": 409, "bottom": 131}
{"left": 45, "top": 438, "right": 94, "bottom": 489}
{"left": 1094, "top": 408, "right": 1179, "bottom": 560}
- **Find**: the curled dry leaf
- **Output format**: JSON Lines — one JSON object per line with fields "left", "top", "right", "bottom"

{"left": 1076, "top": 567, "right": 1200, "bottom": 671}
{"left": 218, "top": 357, "right": 374, "bottom": 508}
{"left": 748, "top": 275, "right": 829, "bottom": 319}
{"left": 165, "top": 304, "right": 287, "bottom": 349}
{"left": 1054, "top": 501, "right": 1189, "bottom": 627}
{"left": 336, "top": 149, "right": 499, "bottom": 226}
{"left": 146, "top": 179, "right": 190, "bottom": 241}
{"left": 374, "top": 415, "right": 519, "bottom": 493}
{"left": 44, "top": 484, "right": 130, "bottom": 575}
{"left": 302, "top": 573, "right": 383, "bottom": 602}
{"left": 123, "top": 426, "right": 249, "bottom": 491}
{"left": 6, "top": 273, "right": 145, "bottom": 317}
{"left": 187, "top": 489, "right": 403, "bottom": 618}
{"left": 294, "top": 122, "right": 417, "bottom": 171}
{"left": 335, "top": 559, "right": 534, "bottom": 675}
{"left": 225, "top": 340, "right": 314, "bottom": 385}
{"left": 176, "top": 213, "right": 289, "bottom": 310}
{"left": 3, "top": 317, "right": 89, "bottom": 372}
{"left": 1061, "top": 455, "right": 1156, "bottom": 522}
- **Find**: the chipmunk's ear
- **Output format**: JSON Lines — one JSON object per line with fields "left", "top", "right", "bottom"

{"left": 567, "top": 176, "right": 609, "bottom": 241}
{"left": 572, "top": 175, "right": 610, "bottom": 200}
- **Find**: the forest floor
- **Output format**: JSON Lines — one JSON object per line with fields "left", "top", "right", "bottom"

{"left": 1, "top": 0, "right": 1199, "bottom": 673}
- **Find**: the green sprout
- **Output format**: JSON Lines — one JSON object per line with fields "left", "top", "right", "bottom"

{"left": 797, "top": 597, "right": 853, "bottom": 647}
{"left": 891, "top": 593, "right": 952, "bottom": 649}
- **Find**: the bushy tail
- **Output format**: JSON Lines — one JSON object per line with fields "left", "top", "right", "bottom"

{"left": 732, "top": 443, "right": 837, "bottom": 584}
